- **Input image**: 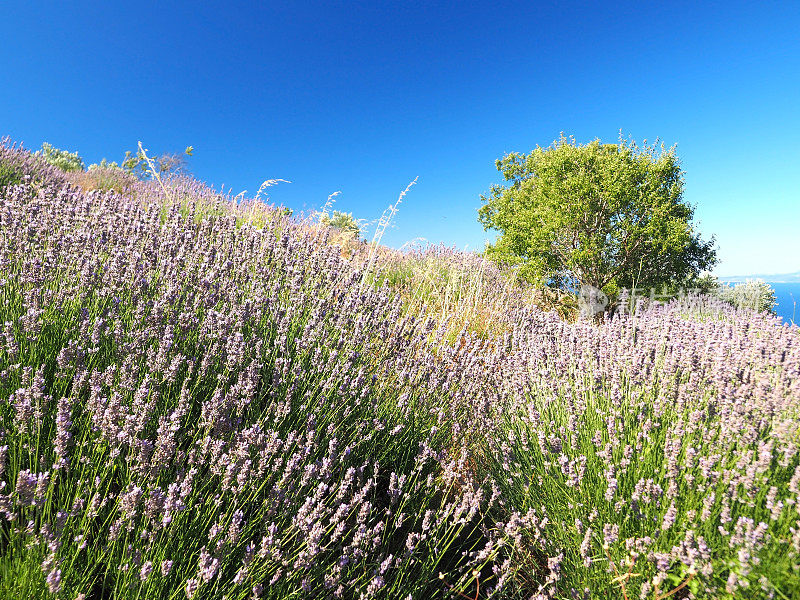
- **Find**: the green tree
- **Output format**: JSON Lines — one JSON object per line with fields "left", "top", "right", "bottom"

{"left": 478, "top": 134, "right": 717, "bottom": 305}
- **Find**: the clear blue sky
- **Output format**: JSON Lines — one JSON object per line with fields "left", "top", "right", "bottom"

{"left": 2, "top": 1, "right": 798, "bottom": 276}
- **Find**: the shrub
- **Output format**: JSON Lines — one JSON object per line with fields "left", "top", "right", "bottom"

{"left": 89, "top": 158, "right": 122, "bottom": 170}
{"left": 37, "top": 142, "right": 85, "bottom": 172}
{"left": 718, "top": 279, "right": 777, "bottom": 314}
{"left": 319, "top": 209, "right": 362, "bottom": 239}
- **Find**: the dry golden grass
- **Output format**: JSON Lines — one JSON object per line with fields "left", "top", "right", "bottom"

{"left": 66, "top": 167, "right": 138, "bottom": 195}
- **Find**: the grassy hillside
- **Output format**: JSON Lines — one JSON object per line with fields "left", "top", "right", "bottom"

{"left": 1, "top": 140, "right": 799, "bottom": 599}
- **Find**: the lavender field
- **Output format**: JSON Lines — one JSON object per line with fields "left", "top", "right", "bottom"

{"left": 1, "top": 142, "right": 800, "bottom": 599}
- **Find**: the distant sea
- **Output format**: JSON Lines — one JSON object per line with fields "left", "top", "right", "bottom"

{"left": 773, "top": 283, "right": 800, "bottom": 326}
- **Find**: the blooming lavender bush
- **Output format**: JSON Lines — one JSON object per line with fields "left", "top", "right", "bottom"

{"left": 1, "top": 142, "right": 799, "bottom": 599}
{"left": 0, "top": 138, "right": 68, "bottom": 191}
{"left": 475, "top": 298, "right": 800, "bottom": 598}
{"left": 0, "top": 160, "right": 512, "bottom": 599}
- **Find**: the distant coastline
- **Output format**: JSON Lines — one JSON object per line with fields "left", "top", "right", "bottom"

{"left": 718, "top": 270, "right": 800, "bottom": 284}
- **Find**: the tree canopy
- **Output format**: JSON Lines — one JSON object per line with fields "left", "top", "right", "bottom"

{"left": 478, "top": 135, "right": 717, "bottom": 303}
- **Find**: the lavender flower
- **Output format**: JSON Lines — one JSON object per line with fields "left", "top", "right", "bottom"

{"left": 185, "top": 577, "right": 199, "bottom": 598}
{"left": 46, "top": 568, "right": 62, "bottom": 594}
{"left": 161, "top": 559, "right": 174, "bottom": 577}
